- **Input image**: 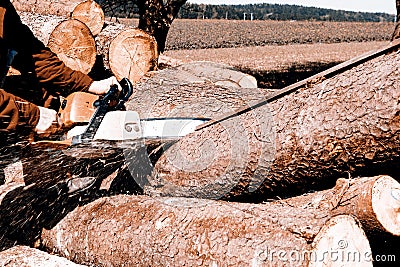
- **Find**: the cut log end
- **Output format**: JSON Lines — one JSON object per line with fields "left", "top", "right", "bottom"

{"left": 48, "top": 19, "right": 96, "bottom": 74}
{"left": 71, "top": 0, "right": 105, "bottom": 36}
{"left": 372, "top": 176, "right": 400, "bottom": 236}
{"left": 109, "top": 28, "right": 158, "bottom": 82}
{"left": 309, "top": 215, "right": 372, "bottom": 267}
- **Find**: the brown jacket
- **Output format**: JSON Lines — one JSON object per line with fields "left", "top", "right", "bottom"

{"left": 0, "top": 0, "right": 93, "bottom": 131}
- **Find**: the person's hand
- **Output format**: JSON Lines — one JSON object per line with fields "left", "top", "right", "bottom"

{"left": 34, "top": 107, "right": 62, "bottom": 136}
{"left": 87, "top": 76, "right": 122, "bottom": 95}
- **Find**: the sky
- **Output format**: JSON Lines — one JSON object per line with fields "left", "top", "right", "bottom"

{"left": 188, "top": 1, "right": 397, "bottom": 14}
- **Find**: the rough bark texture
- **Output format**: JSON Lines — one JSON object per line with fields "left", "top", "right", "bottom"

{"left": 71, "top": 0, "right": 105, "bottom": 36}
{"left": 122, "top": 65, "right": 274, "bottom": 199}
{"left": 138, "top": 0, "right": 187, "bottom": 53}
{"left": 41, "top": 194, "right": 371, "bottom": 266}
{"left": 95, "top": 22, "right": 158, "bottom": 81}
{"left": 125, "top": 65, "right": 271, "bottom": 118}
{"left": 19, "top": 12, "right": 96, "bottom": 74}
{"left": 11, "top": 0, "right": 83, "bottom": 16}
{"left": 0, "top": 245, "right": 86, "bottom": 267}
{"left": 392, "top": 0, "right": 400, "bottom": 40}
{"left": 137, "top": 45, "right": 400, "bottom": 200}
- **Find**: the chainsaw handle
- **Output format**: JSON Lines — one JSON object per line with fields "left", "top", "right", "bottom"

{"left": 114, "top": 78, "right": 133, "bottom": 110}
{"left": 93, "top": 78, "right": 132, "bottom": 110}
{"left": 119, "top": 78, "right": 133, "bottom": 102}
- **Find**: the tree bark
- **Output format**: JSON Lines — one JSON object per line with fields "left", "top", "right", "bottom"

{"left": 134, "top": 43, "right": 400, "bottom": 200}
{"left": 11, "top": 0, "right": 84, "bottom": 17}
{"left": 392, "top": 0, "right": 400, "bottom": 40}
{"left": 0, "top": 246, "right": 86, "bottom": 267}
{"left": 19, "top": 12, "right": 96, "bottom": 74}
{"left": 41, "top": 194, "right": 372, "bottom": 266}
{"left": 138, "top": 0, "right": 187, "bottom": 53}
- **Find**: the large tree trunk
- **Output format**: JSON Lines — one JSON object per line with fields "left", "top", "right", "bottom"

{"left": 41, "top": 194, "right": 372, "bottom": 266}
{"left": 131, "top": 43, "right": 400, "bottom": 200}
{"left": 392, "top": 0, "right": 400, "bottom": 40}
{"left": 0, "top": 246, "right": 86, "bottom": 267}
{"left": 19, "top": 12, "right": 96, "bottom": 74}
{"left": 138, "top": 0, "right": 187, "bottom": 53}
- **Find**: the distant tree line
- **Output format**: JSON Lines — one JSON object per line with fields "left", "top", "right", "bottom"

{"left": 96, "top": 1, "right": 394, "bottom": 22}
{"left": 176, "top": 3, "right": 395, "bottom": 22}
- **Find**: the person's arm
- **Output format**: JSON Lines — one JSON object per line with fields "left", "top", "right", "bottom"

{"left": 0, "top": 89, "right": 39, "bottom": 131}
{"left": 1, "top": 0, "right": 93, "bottom": 96}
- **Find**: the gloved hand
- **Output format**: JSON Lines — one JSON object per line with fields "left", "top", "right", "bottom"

{"left": 34, "top": 106, "right": 61, "bottom": 136}
{"left": 87, "top": 76, "right": 122, "bottom": 95}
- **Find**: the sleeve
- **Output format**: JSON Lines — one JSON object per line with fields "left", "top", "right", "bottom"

{"left": 0, "top": 89, "right": 40, "bottom": 131}
{"left": 1, "top": 1, "right": 93, "bottom": 96}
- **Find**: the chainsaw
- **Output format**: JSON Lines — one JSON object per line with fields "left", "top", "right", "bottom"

{"left": 31, "top": 78, "right": 209, "bottom": 156}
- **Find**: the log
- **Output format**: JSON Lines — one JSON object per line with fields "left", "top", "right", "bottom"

{"left": 47, "top": 19, "right": 96, "bottom": 74}
{"left": 19, "top": 12, "right": 96, "bottom": 74}
{"left": 71, "top": 0, "right": 104, "bottom": 36}
{"left": 131, "top": 43, "right": 400, "bottom": 200}
{"left": 19, "top": 12, "right": 157, "bottom": 80}
{"left": 0, "top": 246, "right": 86, "bottom": 267}
{"left": 41, "top": 194, "right": 372, "bottom": 266}
{"left": 283, "top": 175, "right": 400, "bottom": 236}
{"left": 96, "top": 24, "right": 159, "bottom": 82}
{"left": 14, "top": 0, "right": 104, "bottom": 36}
{"left": 11, "top": 0, "right": 84, "bottom": 17}
{"left": 172, "top": 61, "right": 258, "bottom": 88}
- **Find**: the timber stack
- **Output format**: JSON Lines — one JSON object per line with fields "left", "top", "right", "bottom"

{"left": 14, "top": 0, "right": 158, "bottom": 82}
{"left": 0, "top": 0, "right": 399, "bottom": 266}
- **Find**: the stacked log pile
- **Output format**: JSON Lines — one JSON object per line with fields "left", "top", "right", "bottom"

{"left": 15, "top": 0, "right": 158, "bottom": 82}
{"left": 37, "top": 175, "right": 398, "bottom": 266}
{"left": 0, "top": 1, "right": 399, "bottom": 266}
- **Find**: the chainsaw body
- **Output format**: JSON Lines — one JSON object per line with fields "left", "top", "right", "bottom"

{"left": 33, "top": 78, "right": 209, "bottom": 154}
{"left": 58, "top": 91, "right": 99, "bottom": 128}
